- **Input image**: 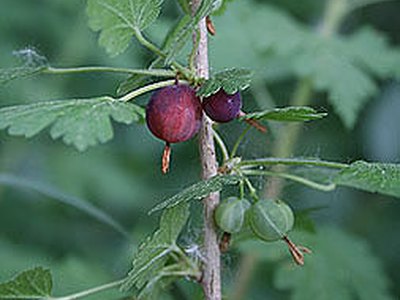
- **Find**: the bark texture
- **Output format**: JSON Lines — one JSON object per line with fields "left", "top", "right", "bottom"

{"left": 191, "top": 1, "right": 221, "bottom": 299}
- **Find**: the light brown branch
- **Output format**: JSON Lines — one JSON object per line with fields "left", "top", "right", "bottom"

{"left": 191, "top": 1, "right": 222, "bottom": 299}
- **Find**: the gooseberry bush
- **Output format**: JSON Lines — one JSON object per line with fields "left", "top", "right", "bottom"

{"left": 0, "top": 0, "right": 400, "bottom": 299}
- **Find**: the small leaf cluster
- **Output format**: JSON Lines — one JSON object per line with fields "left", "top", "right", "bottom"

{"left": 121, "top": 202, "right": 200, "bottom": 298}
{"left": 87, "top": 0, "right": 164, "bottom": 56}
{"left": 197, "top": 68, "right": 253, "bottom": 97}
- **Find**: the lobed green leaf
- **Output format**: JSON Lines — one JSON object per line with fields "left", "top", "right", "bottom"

{"left": 165, "top": 0, "right": 216, "bottom": 64}
{"left": 342, "top": 27, "right": 400, "bottom": 78}
{"left": 121, "top": 202, "right": 190, "bottom": 292}
{"left": 292, "top": 41, "right": 377, "bottom": 128}
{"left": 86, "top": 0, "right": 164, "bottom": 56}
{"left": 116, "top": 15, "right": 191, "bottom": 95}
{"left": 149, "top": 174, "right": 241, "bottom": 214}
{"left": 221, "top": 2, "right": 399, "bottom": 128}
{"left": 176, "top": 0, "right": 190, "bottom": 14}
{"left": 211, "top": 0, "right": 235, "bottom": 16}
{"left": 334, "top": 161, "right": 400, "bottom": 198}
{"left": 197, "top": 68, "right": 253, "bottom": 97}
{"left": 0, "top": 97, "right": 144, "bottom": 151}
{"left": 0, "top": 267, "right": 52, "bottom": 299}
{"left": 242, "top": 106, "right": 327, "bottom": 122}
{"left": 241, "top": 158, "right": 400, "bottom": 199}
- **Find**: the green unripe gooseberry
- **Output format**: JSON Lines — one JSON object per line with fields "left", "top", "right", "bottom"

{"left": 249, "top": 199, "right": 294, "bottom": 242}
{"left": 214, "top": 197, "right": 251, "bottom": 234}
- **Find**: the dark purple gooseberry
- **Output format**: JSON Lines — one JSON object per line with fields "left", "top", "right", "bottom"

{"left": 202, "top": 89, "right": 267, "bottom": 132}
{"left": 202, "top": 89, "right": 242, "bottom": 123}
{"left": 146, "top": 84, "right": 202, "bottom": 173}
{"left": 146, "top": 84, "right": 202, "bottom": 143}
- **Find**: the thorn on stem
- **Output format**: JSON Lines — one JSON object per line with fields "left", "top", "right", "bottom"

{"left": 283, "top": 236, "right": 311, "bottom": 266}
{"left": 162, "top": 142, "right": 171, "bottom": 174}
{"left": 238, "top": 111, "right": 267, "bottom": 133}
{"left": 206, "top": 16, "right": 216, "bottom": 36}
{"left": 244, "top": 118, "right": 267, "bottom": 133}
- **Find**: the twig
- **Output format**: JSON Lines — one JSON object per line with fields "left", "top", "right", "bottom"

{"left": 44, "top": 66, "right": 175, "bottom": 77}
{"left": 50, "top": 279, "right": 124, "bottom": 300}
{"left": 119, "top": 79, "right": 185, "bottom": 102}
{"left": 192, "top": 1, "right": 222, "bottom": 299}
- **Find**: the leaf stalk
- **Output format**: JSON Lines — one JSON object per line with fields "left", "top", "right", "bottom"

{"left": 44, "top": 66, "right": 175, "bottom": 77}
{"left": 242, "top": 169, "right": 337, "bottom": 192}
{"left": 49, "top": 279, "right": 125, "bottom": 300}
{"left": 119, "top": 79, "right": 188, "bottom": 102}
{"left": 240, "top": 158, "right": 348, "bottom": 169}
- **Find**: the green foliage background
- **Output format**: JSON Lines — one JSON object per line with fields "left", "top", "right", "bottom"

{"left": 0, "top": 0, "right": 399, "bottom": 299}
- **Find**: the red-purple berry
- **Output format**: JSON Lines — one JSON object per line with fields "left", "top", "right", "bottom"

{"left": 146, "top": 84, "right": 202, "bottom": 173}
{"left": 202, "top": 89, "right": 242, "bottom": 123}
{"left": 146, "top": 84, "right": 202, "bottom": 143}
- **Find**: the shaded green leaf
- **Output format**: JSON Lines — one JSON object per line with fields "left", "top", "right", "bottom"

{"left": 121, "top": 202, "right": 190, "bottom": 292}
{"left": 162, "top": 15, "right": 192, "bottom": 62}
{"left": 0, "top": 267, "right": 52, "bottom": 300}
{"left": 86, "top": 0, "right": 163, "bottom": 56}
{"left": 0, "top": 173, "right": 130, "bottom": 238}
{"left": 116, "top": 15, "right": 190, "bottom": 95}
{"left": 348, "top": 0, "right": 395, "bottom": 10}
{"left": 334, "top": 161, "right": 400, "bottom": 198}
{"left": 176, "top": 0, "right": 190, "bottom": 14}
{"left": 243, "top": 5, "right": 379, "bottom": 128}
{"left": 161, "top": 16, "right": 191, "bottom": 51}
{"left": 210, "top": 2, "right": 399, "bottom": 127}
{"left": 293, "top": 43, "right": 377, "bottom": 128}
{"left": 274, "top": 227, "right": 393, "bottom": 300}
{"left": 117, "top": 68, "right": 174, "bottom": 95}
{"left": 241, "top": 158, "right": 400, "bottom": 199}
{"left": 116, "top": 15, "right": 192, "bottom": 95}
{"left": 117, "top": 74, "right": 153, "bottom": 96}
{"left": 149, "top": 174, "right": 241, "bottom": 214}
{"left": 242, "top": 106, "right": 327, "bottom": 122}
{"left": 342, "top": 27, "right": 400, "bottom": 78}
{"left": 165, "top": 0, "right": 216, "bottom": 63}
{"left": 294, "top": 208, "right": 320, "bottom": 233}
{"left": 208, "top": 1, "right": 307, "bottom": 73}
{"left": 197, "top": 68, "right": 253, "bottom": 97}
{"left": 212, "top": 0, "right": 235, "bottom": 15}
{"left": 0, "top": 97, "right": 144, "bottom": 151}
{"left": 159, "top": 201, "right": 191, "bottom": 243}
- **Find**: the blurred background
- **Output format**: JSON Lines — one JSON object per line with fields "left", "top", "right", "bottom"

{"left": 0, "top": 0, "right": 399, "bottom": 299}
